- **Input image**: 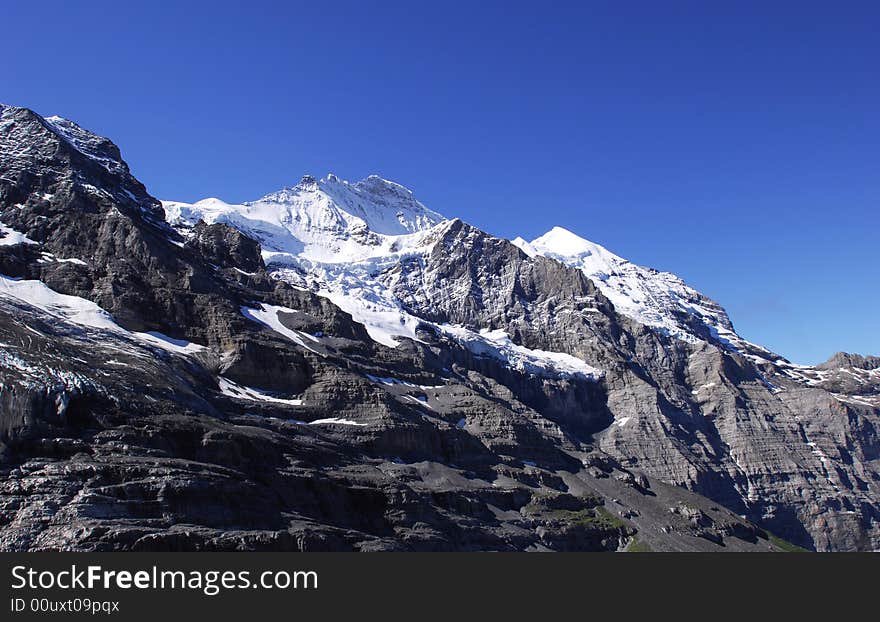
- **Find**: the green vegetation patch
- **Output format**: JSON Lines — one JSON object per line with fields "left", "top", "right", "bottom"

{"left": 540, "top": 505, "right": 628, "bottom": 531}
{"left": 767, "top": 532, "right": 810, "bottom": 553}
{"left": 625, "top": 538, "right": 653, "bottom": 553}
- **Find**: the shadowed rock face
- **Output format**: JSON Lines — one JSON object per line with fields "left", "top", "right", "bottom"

{"left": 0, "top": 104, "right": 877, "bottom": 551}
{"left": 379, "top": 215, "right": 880, "bottom": 551}
{"left": 186, "top": 221, "right": 264, "bottom": 274}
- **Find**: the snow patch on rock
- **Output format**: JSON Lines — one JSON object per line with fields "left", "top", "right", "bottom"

{"left": 240, "top": 304, "right": 323, "bottom": 354}
{"left": 133, "top": 331, "right": 207, "bottom": 356}
{"left": 0, "top": 275, "right": 119, "bottom": 331}
{"left": 440, "top": 325, "right": 603, "bottom": 380}
{"left": 0, "top": 221, "right": 37, "bottom": 246}
{"left": 310, "top": 417, "right": 367, "bottom": 426}
{"left": 218, "top": 377, "right": 303, "bottom": 406}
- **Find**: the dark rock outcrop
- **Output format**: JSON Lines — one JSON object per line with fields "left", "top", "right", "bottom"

{"left": 1, "top": 103, "right": 876, "bottom": 551}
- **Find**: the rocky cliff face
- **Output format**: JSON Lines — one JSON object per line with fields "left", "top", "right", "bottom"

{"left": 0, "top": 104, "right": 876, "bottom": 551}
{"left": 380, "top": 216, "right": 880, "bottom": 551}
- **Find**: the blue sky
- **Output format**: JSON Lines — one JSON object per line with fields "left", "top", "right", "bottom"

{"left": 3, "top": 1, "right": 877, "bottom": 364}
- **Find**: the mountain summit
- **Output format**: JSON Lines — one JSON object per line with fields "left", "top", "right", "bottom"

{"left": 1, "top": 104, "right": 878, "bottom": 552}
{"left": 249, "top": 173, "right": 444, "bottom": 236}
{"left": 163, "top": 173, "right": 444, "bottom": 264}
{"left": 515, "top": 226, "right": 740, "bottom": 347}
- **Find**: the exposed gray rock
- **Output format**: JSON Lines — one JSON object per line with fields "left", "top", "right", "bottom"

{"left": 819, "top": 352, "right": 880, "bottom": 371}
{"left": 1, "top": 103, "right": 876, "bottom": 551}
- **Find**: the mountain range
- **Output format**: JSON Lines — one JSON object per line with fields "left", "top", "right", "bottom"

{"left": 1, "top": 103, "right": 878, "bottom": 551}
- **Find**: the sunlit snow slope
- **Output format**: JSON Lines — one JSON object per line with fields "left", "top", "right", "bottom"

{"left": 164, "top": 174, "right": 448, "bottom": 348}
{"left": 512, "top": 226, "right": 740, "bottom": 346}
{"left": 163, "top": 174, "right": 756, "bottom": 371}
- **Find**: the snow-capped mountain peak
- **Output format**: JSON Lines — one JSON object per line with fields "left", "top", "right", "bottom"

{"left": 6, "top": 104, "right": 880, "bottom": 553}
{"left": 245, "top": 173, "right": 444, "bottom": 236}
{"left": 525, "top": 225, "right": 737, "bottom": 346}
{"left": 162, "top": 174, "right": 454, "bottom": 347}
{"left": 531, "top": 226, "right": 606, "bottom": 258}
{"left": 515, "top": 227, "right": 626, "bottom": 277}
{"left": 164, "top": 173, "right": 447, "bottom": 263}
{"left": 163, "top": 172, "right": 742, "bottom": 353}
